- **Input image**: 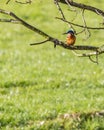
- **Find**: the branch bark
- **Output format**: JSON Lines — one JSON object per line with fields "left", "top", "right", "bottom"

{"left": 59, "top": 0, "right": 104, "bottom": 17}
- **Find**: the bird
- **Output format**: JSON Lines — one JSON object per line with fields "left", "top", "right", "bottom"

{"left": 63, "top": 30, "right": 76, "bottom": 46}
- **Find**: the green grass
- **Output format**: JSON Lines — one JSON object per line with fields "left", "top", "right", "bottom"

{"left": 0, "top": 0, "right": 104, "bottom": 129}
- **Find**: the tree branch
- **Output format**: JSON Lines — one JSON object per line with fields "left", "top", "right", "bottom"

{"left": 59, "top": 0, "right": 104, "bottom": 17}
{"left": 54, "top": 0, "right": 74, "bottom": 30}
{"left": 6, "top": 0, "right": 11, "bottom": 4}
{"left": 15, "top": 0, "right": 32, "bottom": 4}
{"left": 6, "top": 0, "right": 32, "bottom": 4}
{"left": 0, "top": 8, "right": 104, "bottom": 63}
{"left": 56, "top": 17, "right": 104, "bottom": 30}
{"left": 55, "top": 0, "right": 104, "bottom": 39}
{"left": 30, "top": 39, "right": 49, "bottom": 46}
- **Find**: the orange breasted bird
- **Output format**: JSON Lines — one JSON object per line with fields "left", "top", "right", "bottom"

{"left": 63, "top": 30, "right": 76, "bottom": 46}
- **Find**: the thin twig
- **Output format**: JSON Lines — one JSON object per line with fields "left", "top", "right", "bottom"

{"left": 15, "top": 0, "right": 32, "bottom": 4}
{"left": 6, "top": 0, "right": 11, "bottom": 4}
{"left": 56, "top": 17, "right": 104, "bottom": 30}
{"left": 6, "top": 0, "right": 32, "bottom": 4}
{"left": 72, "top": 50, "right": 97, "bottom": 57}
{"left": 81, "top": 9, "right": 91, "bottom": 39}
{"left": 89, "top": 54, "right": 98, "bottom": 64}
{"left": 65, "top": 0, "right": 76, "bottom": 11}
{"left": 54, "top": 0, "right": 66, "bottom": 19}
{"left": 30, "top": 39, "right": 49, "bottom": 46}
{"left": 0, "top": 18, "right": 20, "bottom": 24}
{"left": 54, "top": 0, "right": 74, "bottom": 30}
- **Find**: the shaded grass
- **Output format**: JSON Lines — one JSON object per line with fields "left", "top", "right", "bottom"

{"left": 0, "top": 0, "right": 104, "bottom": 129}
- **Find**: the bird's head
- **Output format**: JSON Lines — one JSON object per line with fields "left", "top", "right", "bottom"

{"left": 63, "top": 30, "right": 75, "bottom": 35}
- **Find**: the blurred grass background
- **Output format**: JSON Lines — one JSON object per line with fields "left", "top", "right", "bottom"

{"left": 0, "top": 0, "right": 104, "bottom": 129}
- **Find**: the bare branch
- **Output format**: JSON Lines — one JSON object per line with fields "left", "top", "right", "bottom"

{"left": 54, "top": 0, "right": 74, "bottom": 30}
{"left": 72, "top": 45, "right": 104, "bottom": 57}
{"left": 56, "top": 17, "right": 104, "bottom": 30}
{"left": 30, "top": 39, "right": 49, "bottom": 46}
{"left": 54, "top": 0, "right": 66, "bottom": 19}
{"left": 6, "top": 0, "right": 32, "bottom": 4}
{"left": 89, "top": 55, "right": 98, "bottom": 64}
{"left": 72, "top": 50, "right": 98, "bottom": 64}
{"left": 0, "top": 9, "right": 51, "bottom": 39}
{"left": 81, "top": 9, "right": 91, "bottom": 39}
{"left": 59, "top": 0, "right": 104, "bottom": 17}
{"left": 0, "top": 18, "right": 20, "bottom": 24}
{"left": 15, "top": 0, "right": 32, "bottom": 4}
{"left": 6, "top": 0, "right": 11, "bottom": 4}
{"left": 0, "top": 8, "right": 104, "bottom": 63}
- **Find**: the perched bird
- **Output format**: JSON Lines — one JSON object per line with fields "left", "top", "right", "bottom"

{"left": 63, "top": 30, "right": 76, "bottom": 46}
